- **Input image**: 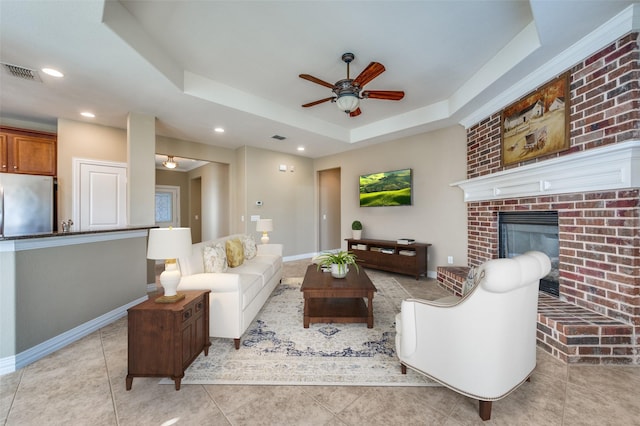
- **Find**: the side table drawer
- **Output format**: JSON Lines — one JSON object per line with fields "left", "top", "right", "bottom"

{"left": 182, "top": 295, "right": 205, "bottom": 323}
{"left": 183, "top": 307, "right": 193, "bottom": 322}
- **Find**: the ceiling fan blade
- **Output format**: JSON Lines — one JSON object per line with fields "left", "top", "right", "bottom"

{"left": 349, "top": 108, "right": 362, "bottom": 117}
{"left": 362, "top": 90, "right": 405, "bottom": 101}
{"left": 353, "top": 62, "right": 385, "bottom": 87}
{"left": 299, "top": 74, "right": 335, "bottom": 89}
{"left": 302, "top": 97, "right": 334, "bottom": 108}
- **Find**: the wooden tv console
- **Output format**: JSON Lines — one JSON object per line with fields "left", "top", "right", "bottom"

{"left": 346, "top": 238, "right": 431, "bottom": 280}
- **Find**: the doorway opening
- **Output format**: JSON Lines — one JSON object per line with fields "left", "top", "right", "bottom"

{"left": 318, "top": 168, "right": 341, "bottom": 251}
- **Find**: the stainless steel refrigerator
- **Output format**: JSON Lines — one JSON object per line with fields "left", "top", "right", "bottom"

{"left": 0, "top": 173, "right": 54, "bottom": 237}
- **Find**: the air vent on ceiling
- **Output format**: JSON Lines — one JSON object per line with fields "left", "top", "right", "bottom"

{"left": 271, "top": 135, "right": 286, "bottom": 140}
{"left": 2, "top": 63, "right": 42, "bottom": 82}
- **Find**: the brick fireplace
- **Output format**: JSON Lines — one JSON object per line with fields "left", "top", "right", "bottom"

{"left": 447, "top": 32, "right": 639, "bottom": 364}
{"left": 498, "top": 210, "right": 559, "bottom": 296}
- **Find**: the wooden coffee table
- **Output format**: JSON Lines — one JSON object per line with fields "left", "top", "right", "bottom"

{"left": 300, "top": 264, "right": 377, "bottom": 328}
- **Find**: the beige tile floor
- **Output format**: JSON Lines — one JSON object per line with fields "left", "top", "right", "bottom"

{"left": 1, "top": 258, "right": 639, "bottom": 425}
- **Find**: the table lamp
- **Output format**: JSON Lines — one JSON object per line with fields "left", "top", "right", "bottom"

{"left": 256, "top": 219, "right": 273, "bottom": 244}
{"left": 147, "top": 227, "right": 192, "bottom": 303}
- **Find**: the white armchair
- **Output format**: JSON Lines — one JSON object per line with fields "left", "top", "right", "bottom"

{"left": 395, "top": 251, "right": 551, "bottom": 421}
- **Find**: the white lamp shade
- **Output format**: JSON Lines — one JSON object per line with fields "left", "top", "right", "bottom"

{"left": 148, "top": 227, "right": 192, "bottom": 298}
{"left": 335, "top": 94, "right": 359, "bottom": 112}
{"left": 256, "top": 219, "right": 273, "bottom": 232}
{"left": 147, "top": 227, "right": 192, "bottom": 260}
{"left": 256, "top": 219, "right": 273, "bottom": 244}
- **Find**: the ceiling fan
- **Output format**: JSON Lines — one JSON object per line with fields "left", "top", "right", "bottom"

{"left": 299, "top": 53, "right": 405, "bottom": 117}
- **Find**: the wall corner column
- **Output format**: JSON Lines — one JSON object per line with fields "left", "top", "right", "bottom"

{"left": 127, "top": 112, "right": 156, "bottom": 226}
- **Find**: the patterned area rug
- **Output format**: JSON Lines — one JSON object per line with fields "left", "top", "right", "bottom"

{"left": 161, "top": 273, "right": 436, "bottom": 386}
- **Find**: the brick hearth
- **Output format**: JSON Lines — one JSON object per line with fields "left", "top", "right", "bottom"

{"left": 437, "top": 266, "right": 635, "bottom": 364}
{"left": 441, "top": 32, "right": 639, "bottom": 364}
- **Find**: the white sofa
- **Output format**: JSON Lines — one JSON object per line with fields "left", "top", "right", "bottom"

{"left": 177, "top": 234, "right": 283, "bottom": 349}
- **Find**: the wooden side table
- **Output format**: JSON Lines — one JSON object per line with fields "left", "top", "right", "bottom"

{"left": 126, "top": 290, "right": 210, "bottom": 390}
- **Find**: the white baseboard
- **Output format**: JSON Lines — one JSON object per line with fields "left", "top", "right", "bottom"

{"left": 0, "top": 355, "right": 16, "bottom": 376}
{"left": 0, "top": 295, "right": 148, "bottom": 375}
{"left": 283, "top": 252, "right": 317, "bottom": 262}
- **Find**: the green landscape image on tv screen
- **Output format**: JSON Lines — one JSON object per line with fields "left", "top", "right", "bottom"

{"left": 359, "top": 168, "right": 412, "bottom": 207}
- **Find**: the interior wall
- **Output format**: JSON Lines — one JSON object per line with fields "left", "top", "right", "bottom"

{"left": 156, "top": 135, "right": 235, "bottom": 164}
{"left": 314, "top": 125, "right": 468, "bottom": 275}
{"left": 187, "top": 162, "right": 229, "bottom": 241}
{"left": 0, "top": 117, "right": 56, "bottom": 133}
{"left": 156, "top": 135, "right": 237, "bottom": 236}
{"left": 14, "top": 235, "right": 147, "bottom": 351}
{"left": 126, "top": 112, "right": 155, "bottom": 226}
{"left": 235, "top": 147, "right": 247, "bottom": 235}
{"left": 244, "top": 146, "right": 315, "bottom": 257}
{"left": 57, "top": 119, "right": 127, "bottom": 224}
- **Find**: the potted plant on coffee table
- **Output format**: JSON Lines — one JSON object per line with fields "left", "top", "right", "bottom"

{"left": 351, "top": 220, "right": 363, "bottom": 240}
{"left": 316, "top": 250, "right": 359, "bottom": 278}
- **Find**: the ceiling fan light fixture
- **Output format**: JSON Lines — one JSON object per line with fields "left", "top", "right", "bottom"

{"left": 335, "top": 94, "right": 359, "bottom": 113}
{"left": 163, "top": 156, "right": 178, "bottom": 169}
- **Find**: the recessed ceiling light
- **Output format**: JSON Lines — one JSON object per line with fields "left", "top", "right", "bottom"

{"left": 81, "top": 112, "right": 95, "bottom": 118}
{"left": 42, "top": 68, "right": 63, "bottom": 78}
{"left": 297, "top": 146, "right": 305, "bottom": 151}
{"left": 214, "top": 127, "right": 224, "bottom": 133}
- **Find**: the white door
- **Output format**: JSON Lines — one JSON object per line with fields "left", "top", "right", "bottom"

{"left": 74, "top": 159, "right": 127, "bottom": 230}
{"left": 155, "top": 185, "right": 180, "bottom": 228}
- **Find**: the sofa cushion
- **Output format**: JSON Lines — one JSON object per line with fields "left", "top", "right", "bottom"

{"left": 241, "top": 235, "right": 258, "bottom": 260}
{"left": 233, "top": 260, "right": 272, "bottom": 286}
{"left": 226, "top": 238, "right": 245, "bottom": 268}
{"left": 203, "top": 243, "right": 228, "bottom": 273}
{"left": 239, "top": 273, "right": 264, "bottom": 310}
{"left": 254, "top": 254, "right": 282, "bottom": 273}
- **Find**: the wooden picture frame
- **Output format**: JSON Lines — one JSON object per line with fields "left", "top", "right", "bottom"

{"left": 501, "top": 72, "right": 570, "bottom": 166}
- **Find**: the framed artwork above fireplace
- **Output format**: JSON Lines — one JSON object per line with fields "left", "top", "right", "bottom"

{"left": 500, "top": 72, "right": 570, "bottom": 166}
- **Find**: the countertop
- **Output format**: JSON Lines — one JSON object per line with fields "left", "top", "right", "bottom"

{"left": 0, "top": 226, "right": 155, "bottom": 241}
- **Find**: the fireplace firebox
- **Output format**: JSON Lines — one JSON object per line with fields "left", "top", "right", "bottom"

{"left": 498, "top": 211, "right": 559, "bottom": 297}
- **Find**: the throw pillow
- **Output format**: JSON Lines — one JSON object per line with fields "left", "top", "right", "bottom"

{"left": 241, "top": 234, "right": 257, "bottom": 260}
{"left": 203, "top": 243, "right": 228, "bottom": 273}
{"left": 463, "top": 266, "right": 486, "bottom": 296}
{"left": 463, "top": 266, "right": 476, "bottom": 296}
{"left": 226, "top": 238, "right": 245, "bottom": 268}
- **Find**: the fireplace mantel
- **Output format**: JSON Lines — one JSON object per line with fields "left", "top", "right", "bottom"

{"left": 452, "top": 140, "right": 640, "bottom": 202}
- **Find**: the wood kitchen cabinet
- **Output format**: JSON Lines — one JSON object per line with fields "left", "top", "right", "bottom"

{"left": 126, "top": 290, "right": 211, "bottom": 390}
{"left": 0, "top": 126, "right": 57, "bottom": 176}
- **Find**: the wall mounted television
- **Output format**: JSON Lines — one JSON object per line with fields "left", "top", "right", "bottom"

{"left": 359, "top": 168, "right": 412, "bottom": 207}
